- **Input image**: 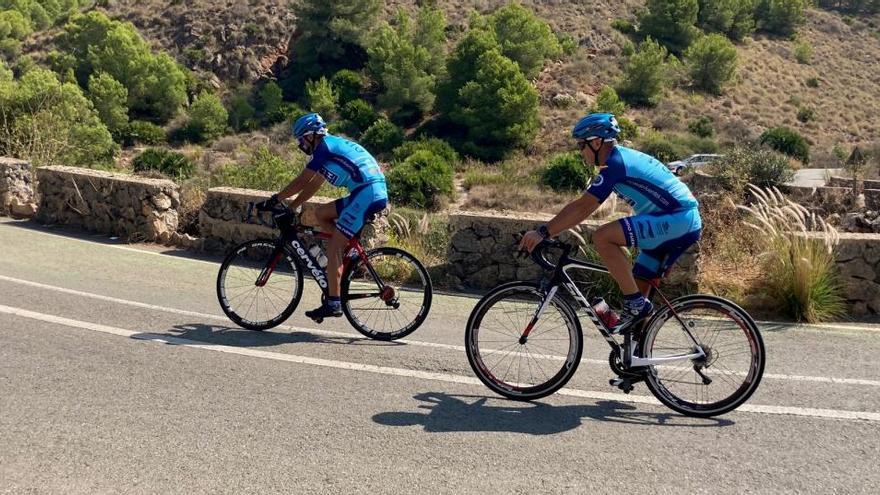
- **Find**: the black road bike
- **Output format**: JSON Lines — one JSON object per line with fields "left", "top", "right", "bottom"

{"left": 216, "top": 202, "right": 432, "bottom": 341}
{"left": 465, "top": 239, "right": 765, "bottom": 417}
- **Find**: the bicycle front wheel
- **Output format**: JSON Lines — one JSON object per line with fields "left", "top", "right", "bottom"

{"left": 641, "top": 295, "right": 765, "bottom": 417}
{"left": 341, "top": 247, "right": 432, "bottom": 341}
{"left": 465, "top": 282, "right": 583, "bottom": 401}
{"left": 217, "top": 240, "right": 304, "bottom": 331}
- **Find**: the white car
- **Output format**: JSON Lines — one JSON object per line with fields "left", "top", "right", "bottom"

{"left": 666, "top": 154, "right": 723, "bottom": 175}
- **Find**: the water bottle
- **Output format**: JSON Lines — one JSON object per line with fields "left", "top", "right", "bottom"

{"left": 309, "top": 245, "right": 328, "bottom": 268}
{"left": 590, "top": 297, "right": 620, "bottom": 328}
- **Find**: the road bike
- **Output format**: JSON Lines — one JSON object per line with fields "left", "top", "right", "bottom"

{"left": 216, "top": 202, "right": 432, "bottom": 341}
{"left": 464, "top": 238, "right": 765, "bottom": 417}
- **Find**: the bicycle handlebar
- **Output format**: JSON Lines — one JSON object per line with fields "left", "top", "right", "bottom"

{"left": 514, "top": 233, "right": 572, "bottom": 271}
{"left": 243, "top": 201, "right": 298, "bottom": 229}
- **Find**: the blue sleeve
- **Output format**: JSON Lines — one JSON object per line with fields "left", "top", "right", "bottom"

{"left": 585, "top": 155, "right": 626, "bottom": 202}
{"left": 306, "top": 144, "right": 328, "bottom": 172}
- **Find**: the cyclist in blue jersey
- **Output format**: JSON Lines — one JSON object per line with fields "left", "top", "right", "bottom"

{"left": 520, "top": 113, "right": 702, "bottom": 333}
{"left": 257, "top": 113, "right": 388, "bottom": 320}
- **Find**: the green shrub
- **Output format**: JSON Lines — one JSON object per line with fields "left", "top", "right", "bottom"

{"left": 392, "top": 137, "right": 459, "bottom": 165}
{"left": 489, "top": 3, "right": 562, "bottom": 78}
{"left": 305, "top": 76, "right": 338, "bottom": 118}
{"left": 760, "top": 126, "right": 810, "bottom": 163}
{"left": 88, "top": 72, "right": 129, "bottom": 137}
{"left": 228, "top": 94, "right": 257, "bottom": 131}
{"left": 708, "top": 146, "right": 794, "bottom": 192}
{"left": 541, "top": 152, "right": 590, "bottom": 192}
{"left": 617, "top": 116, "right": 639, "bottom": 141}
{"left": 557, "top": 32, "right": 578, "bottom": 56}
{"left": 688, "top": 116, "right": 715, "bottom": 138}
{"left": 797, "top": 106, "right": 815, "bottom": 123}
{"left": 794, "top": 41, "right": 812, "bottom": 64}
{"left": 330, "top": 69, "right": 363, "bottom": 105}
{"left": 638, "top": 0, "right": 700, "bottom": 54}
{"left": 684, "top": 33, "right": 738, "bottom": 94}
{"left": 387, "top": 150, "right": 454, "bottom": 209}
{"left": 591, "top": 85, "right": 626, "bottom": 115}
{"left": 617, "top": 37, "right": 671, "bottom": 107}
{"left": 611, "top": 19, "right": 635, "bottom": 34}
{"left": 637, "top": 131, "right": 690, "bottom": 163}
{"left": 0, "top": 9, "right": 32, "bottom": 40}
{"left": 805, "top": 77, "right": 819, "bottom": 88}
{"left": 132, "top": 148, "right": 194, "bottom": 180}
{"left": 212, "top": 146, "right": 300, "bottom": 191}
{"left": 755, "top": 0, "right": 807, "bottom": 37}
{"left": 124, "top": 120, "right": 166, "bottom": 145}
{"left": 185, "top": 91, "right": 228, "bottom": 142}
{"left": 360, "top": 119, "right": 404, "bottom": 155}
{"left": 697, "top": 0, "right": 757, "bottom": 41}
{"left": 257, "top": 81, "right": 284, "bottom": 122}
{"left": 340, "top": 98, "right": 379, "bottom": 134}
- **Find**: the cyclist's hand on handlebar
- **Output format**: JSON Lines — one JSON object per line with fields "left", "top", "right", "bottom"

{"left": 254, "top": 193, "right": 280, "bottom": 211}
{"left": 518, "top": 230, "right": 545, "bottom": 254}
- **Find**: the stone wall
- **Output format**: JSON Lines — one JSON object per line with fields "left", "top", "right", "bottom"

{"left": 0, "top": 158, "right": 37, "bottom": 218}
{"left": 785, "top": 184, "right": 880, "bottom": 211}
{"left": 35, "top": 166, "right": 180, "bottom": 242}
{"left": 199, "top": 187, "right": 388, "bottom": 254}
{"left": 446, "top": 211, "right": 699, "bottom": 293}
{"left": 828, "top": 176, "right": 880, "bottom": 190}
{"left": 833, "top": 233, "right": 880, "bottom": 316}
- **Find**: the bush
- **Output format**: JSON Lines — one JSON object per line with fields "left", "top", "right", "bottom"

{"left": 305, "top": 76, "right": 338, "bottom": 119}
{"left": 806, "top": 77, "right": 819, "bottom": 88}
{"left": 489, "top": 3, "right": 562, "bottom": 78}
{"left": 132, "top": 148, "right": 195, "bottom": 180}
{"left": 688, "top": 116, "right": 715, "bottom": 138}
{"left": 591, "top": 86, "right": 626, "bottom": 115}
{"left": 760, "top": 126, "right": 810, "bottom": 163}
{"left": 638, "top": 0, "right": 700, "bottom": 54}
{"left": 685, "top": 34, "right": 738, "bottom": 94}
{"left": 697, "top": 0, "right": 757, "bottom": 41}
{"left": 392, "top": 137, "right": 459, "bottom": 165}
{"left": 88, "top": 72, "right": 129, "bottom": 137}
{"left": 0, "top": 9, "right": 32, "bottom": 40}
{"left": 617, "top": 38, "right": 671, "bottom": 107}
{"left": 541, "top": 152, "right": 590, "bottom": 192}
{"left": 185, "top": 91, "right": 228, "bottom": 142}
{"left": 794, "top": 41, "right": 812, "bottom": 64}
{"left": 387, "top": 150, "right": 454, "bottom": 209}
{"left": 637, "top": 131, "right": 690, "bottom": 164}
{"left": 330, "top": 69, "right": 363, "bottom": 105}
{"left": 708, "top": 146, "right": 794, "bottom": 192}
{"left": 739, "top": 186, "right": 844, "bottom": 322}
{"left": 360, "top": 119, "right": 404, "bottom": 155}
{"left": 257, "top": 81, "right": 284, "bottom": 122}
{"left": 340, "top": 99, "right": 379, "bottom": 135}
{"left": 228, "top": 94, "right": 257, "bottom": 131}
{"left": 123, "top": 120, "right": 166, "bottom": 145}
{"left": 617, "top": 116, "right": 639, "bottom": 142}
{"left": 755, "top": 0, "right": 807, "bottom": 37}
{"left": 557, "top": 32, "right": 578, "bottom": 56}
{"left": 797, "top": 106, "right": 815, "bottom": 123}
{"left": 611, "top": 19, "right": 635, "bottom": 34}
{"left": 211, "top": 146, "right": 300, "bottom": 191}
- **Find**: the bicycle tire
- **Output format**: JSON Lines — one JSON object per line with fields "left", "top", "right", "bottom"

{"left": 217, "top": 239, "right": 304, "bottom": 331}
{"left": 640, "top": 294, "right": 765, "bottom": 417}
{"left": 341, "top": 246, "right": 432, "bottom": 341}
{"left": 465, "top": 281, "right": 583, "bottom": 401}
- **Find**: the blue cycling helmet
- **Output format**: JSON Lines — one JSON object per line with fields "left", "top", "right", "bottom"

{"left": 292, "top": 113, "right": 328, "bottom": 139}
{"left": 572, "top": 113, "right": 620, "bottom": 141}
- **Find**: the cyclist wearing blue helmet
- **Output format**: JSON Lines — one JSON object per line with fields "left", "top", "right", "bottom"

{"left": 259, "top": 112, "right": 388, "bottom": 320}
{"left": 520, "top": 113, "right": 702, "bottom": 333}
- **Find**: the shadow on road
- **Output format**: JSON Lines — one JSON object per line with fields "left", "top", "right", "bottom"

{"left": 159, "top": 322, "right": 403, "bottom": 348}
{"left": 373, "top": 392, "right": 733, "bottom": 434}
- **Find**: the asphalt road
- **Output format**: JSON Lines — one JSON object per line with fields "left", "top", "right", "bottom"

{"left": 1, "top": 218, "right": 879, "bottom": 494}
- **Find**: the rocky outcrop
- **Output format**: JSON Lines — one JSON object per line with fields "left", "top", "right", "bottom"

{"left": 35, "top": 166, "right": 180, "bottom": 242}
{"left": 0, "top": 158, "right": 37, "bottom": 218}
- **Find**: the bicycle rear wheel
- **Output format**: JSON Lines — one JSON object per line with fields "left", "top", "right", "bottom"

{"left": 465, "top": 282, "right": 583, "bottom": 401}
{"left": 217, "top": 240, "right": 304, "bottom": 331}
{"left": 640, "top": 295, "right": 765, "bottom": 417}
{"left": 341, "top": 247, "right": 432, "bottom": 341}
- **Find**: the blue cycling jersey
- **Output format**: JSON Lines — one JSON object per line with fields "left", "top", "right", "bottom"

{"left": 585, "top": 146, "right": 698, "bottom": 215}
{"left": 306, "top": 135, "right": 386, "bottom": 193}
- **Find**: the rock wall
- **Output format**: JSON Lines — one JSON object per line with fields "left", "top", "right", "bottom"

{"left": 35, "top": 166, "right": 180, "bottom": 242}
{"left": 828, "top": 176, "right": 880, "bottom": 190}
{"left": 0, "top": 158, "right": 37, "bottom": 218}
{"left": 446, "top": 211, "right": 699, "bottom": 294}
{"left": 199, "top": 187, "right": 388, "bottom": 254}
{"left": 834, "top": 233, "right": 880, "bottom": 316}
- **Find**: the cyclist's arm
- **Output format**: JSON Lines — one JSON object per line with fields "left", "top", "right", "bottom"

{"left": 278, "top": 169, "right": 318, "bottom": 200}
{"left": 544, "top": 193, "right": 600, "bottom": 237}
{"left": 288, "top": 173, "right": 325, "bottom": 210}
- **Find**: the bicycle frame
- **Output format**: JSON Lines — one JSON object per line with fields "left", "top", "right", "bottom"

{"left": 527, "top": 243, "right": 706, "bottom": 369}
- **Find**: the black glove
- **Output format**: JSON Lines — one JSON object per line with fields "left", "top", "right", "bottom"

{"left": 255, "top": 194, "right": 279, "bottom": 211}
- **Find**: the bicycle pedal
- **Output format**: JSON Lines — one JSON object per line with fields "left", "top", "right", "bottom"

{"left": 311, "top": 317, "right": 323, "bottom": 324}
{"left": 609, "top": 377, "right": 635, "bottom": 394}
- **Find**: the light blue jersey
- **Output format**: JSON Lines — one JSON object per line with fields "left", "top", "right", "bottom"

{"left": 306, "top": 135, "right": 386, "bottom": 193}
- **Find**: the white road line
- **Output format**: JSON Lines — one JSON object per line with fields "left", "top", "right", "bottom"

{"left": 4, "top": 219, "right": 880, "bottom": 333}
{"left": 2, "top": 273, "right": 880, "bottom": 389}
{"left": 2, "top": 303, "right": 879, "bottom": 423}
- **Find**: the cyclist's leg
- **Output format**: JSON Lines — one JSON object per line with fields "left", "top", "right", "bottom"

{"left": 630, "top": 209, "right": 703, "bottom": 283}
{"left": 593, "top": 221, "right": 642, "bottom": 295}
{"left": 333, "top": 182, "right": 388, "bottom": 294}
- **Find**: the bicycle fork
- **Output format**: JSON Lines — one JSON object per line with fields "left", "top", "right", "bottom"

{"left": 518, "top": 286, "right": 559, "bottom": 344}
